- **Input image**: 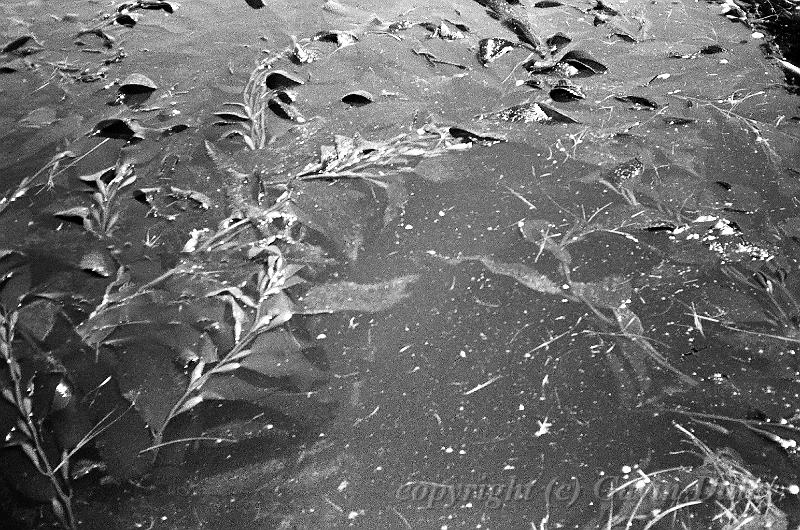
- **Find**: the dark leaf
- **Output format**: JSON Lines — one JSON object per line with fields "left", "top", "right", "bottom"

{"left": 118, "top": 0, "right": 178, "bottom": 13}
{"left": 0, "top": 258, "right": 30, "bottom": 309}
{"left": 116, "top": 340, "right": 188, "bottom": 439}
{"left": 700, "top": 44, "right": 724, "bottom": 55}
{"left": 244, "top": 0, "right": 265, "bottom": 8}
{"left": 119, "top": 73, "right": 157, "bottom": 94}
{"left": 77, "top": 165, "right": 115, "bottom": 185}
{"left": 550, "top": 80, "right": 586, "bottom": 102}
{"left": 560, "top": 49, "right": 608, "bottom": 74}
{"left": 341, "top": 90, "right": 374, "bottom": 107}
{"left": 444, "top": 19, "right": 470, "bottom": 32}
{"left": 546, "top": 32, "right": 571, "bottom": 52}
{"left": 267, "top": 97, "right": 305, "bottom": 122}
{"left": 662, "top": 116, "right": 696, "bottom": 126}
{"left": 615, "top": 95, "right": 660, "bottom": 109}
{"left": 213, "top": 111, "right": 250, "bottom": 122}
{"left": 2, "top": 35, "right": 37, "bottom": 54}
{"left": 92, "top": 400, "right": 152, "bottom": 480}
{"left": 201, "top": 374, "right": 334, "bottom": 423}
{"left": 693, "top": 286, "right": 771, "bottom": 324}
{"left": 113, "top": 13, "right": 139, "bottom": 27}
{"left": 715, "top": 180, "right": 732, "bottom": 191}
{"left": 160, "top": 123, "right": 188, "bottom": 137}
{"left": 448, "top": 126, "right": 506, "bottom": 145}
{"left": 237, "top": 329, "right": 327, "bottom": 391}
{"left": 264, "top": 69, "right": 304, "bottom": 90}
{"left": 0, "top": 57, "right": 34, "bottom": 73}
{"left": 612, "top": 31, "right": 638, "bottom": 42}
{"left": 90, "top": 118, "right": 145, "bottom": 142}
{"left": 275, "top": 89, "right": 297, "bottom": 103}
{"left": 594, "top": 0, "right": 620, "bottom": 16}
{"left": 53, "top": 206, "right": 91, "bottom": 225}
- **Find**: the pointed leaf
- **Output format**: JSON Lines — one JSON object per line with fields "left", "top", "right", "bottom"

{"left": 175, "top": 394, "right": 205, "bottom": 416}
{"left": 189, "top": 359, "right": 206, "bottom": 385}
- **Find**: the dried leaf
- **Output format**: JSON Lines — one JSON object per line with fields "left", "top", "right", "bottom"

{"left": 167, "top": 186, "right": 212, "bottom": 209}
{"left": 297, "top": 275, "right": 419, "bottom": 314}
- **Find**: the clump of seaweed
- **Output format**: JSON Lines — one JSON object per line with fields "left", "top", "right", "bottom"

{"left": 0, "top": 307, "right": 75, "bottom": 528}
{"left": 432, "top": 200, "right": 697, "bottom": 404}
{"left": 214, "top": 58, "right": 303, "bottom": 150}
{"left": 686, "top": 264, "right": 800, "bottom": 346}
{"left": 76, "top": 243, "right": 418, "bottom": 464}
{"left": 1, "top": 290, "right": 123, "bottom": 528}
{"left": 594, "top": 424, "right": 787, "bottom": 529}
{"left": 54, "top": 160, "right": 137, "bottom": 239}
{"left": 291, "top": 127, "right": 472, "bottom": 183}
{"left": 142, "top": 246, "right": 303, "bottom": 456}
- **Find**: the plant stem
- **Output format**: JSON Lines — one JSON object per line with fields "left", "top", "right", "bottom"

{"left": 1, "top": 311, "right": 75, "bottom": 528}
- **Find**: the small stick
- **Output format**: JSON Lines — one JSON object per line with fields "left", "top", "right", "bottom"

{"left": 463, "top": 374, "right": 503, "bottom": 395}
{"left": 503, "top": 184, "right": 536, "bottom": 209}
